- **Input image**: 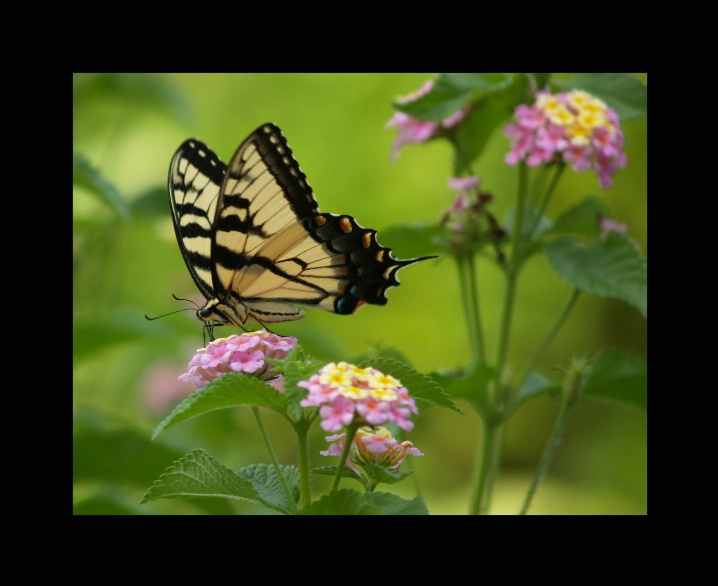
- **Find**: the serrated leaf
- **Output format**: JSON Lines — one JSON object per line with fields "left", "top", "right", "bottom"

{"left": 141, "top": 449, "right": 261, "bottom": 505}
{"left": 582, "top": 348, "right": 646, "bottom": 410}
{"left": 544, "top": 232, "right": 647, "bottom": 317}
{"left": 359, "top": 358, "right": 463, "bottom": 414}
{"left": 567, "top": 73, "right": 647, "bottom": 121}
{"left": 73, "top": 152, "right": 130, "bottom": 221}
{"left": 545, "top": 196, "right": 612, "bottom": 240}
{"left": 237, "top": 463, "right": 300, "bottom": 514}
{"left": 300, "top": 489, "right": 429, "bottom": 515}
{"left": 152, "top": 373, "right": 288, "bottom": 439}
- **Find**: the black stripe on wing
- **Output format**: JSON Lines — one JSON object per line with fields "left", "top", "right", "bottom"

{"left": 168, "top": 138, "right": 227, "bottom": 301}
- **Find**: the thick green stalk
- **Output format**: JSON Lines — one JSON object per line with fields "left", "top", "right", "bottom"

{"left": 252, "top": 407, "right": 298, "bottom": 514}
{"left": 469, "top": 416, "right": 503, "bottom": 514}
{"left": 470, "top": 163, "right": 528, "bottom": 514}
{"left": 295, "top": 422, "right": 312, "bottom": 509}
{"left": 496, "top": 162, "right": 528, "bottom": 391}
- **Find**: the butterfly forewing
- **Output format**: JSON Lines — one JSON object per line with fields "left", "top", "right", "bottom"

{"left": 168, "top": 139, "right": 226, "bottom": 301}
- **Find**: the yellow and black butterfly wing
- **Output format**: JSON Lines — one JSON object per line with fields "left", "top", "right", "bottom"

{"left": 168, "top": 138, "right": 226, "bottom": 303}
{"left": 169, "top": 123, "right": 432, "bottom": 330}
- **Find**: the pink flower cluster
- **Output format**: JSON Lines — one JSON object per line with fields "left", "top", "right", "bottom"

{"left": 387, "top": 79, "right": 471, "bottom": 161}
{"left": 178, "top": 331, "right": 297, "bottom": 390}
{"left": 505, "top": 89, "right": 627, "bottom": 188}
{"left": 298, "top": 362, "right": 418, "bottom": 432}
{"left": 321, "top": 426, "right": 423, "bottom": 476}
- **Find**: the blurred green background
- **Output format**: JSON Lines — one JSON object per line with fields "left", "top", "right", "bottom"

{"left": 73, "top": 73, "right": 646, "bottom": 515}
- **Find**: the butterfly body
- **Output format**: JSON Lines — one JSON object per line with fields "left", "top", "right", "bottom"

{"left": 169, "top": 123, "right": 431, "bottom": 335}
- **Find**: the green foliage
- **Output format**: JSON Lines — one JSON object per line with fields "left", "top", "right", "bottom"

{"left": 581, "top": 348, "right": 647, "bottom": 409}
{"left": 544, "top": 231, "right": 647, "bottom": 318}
{"left": 546, "top": 196, "right": 612, "bottom": 240}
{"left": 74, "top": 73, "right": 646, "bottom": 515}
{"left": 299, "top": 489, "right": 429, "bottom": 515}
{"left": 141, "top": 449, "right": 299, "bottom": 514}
{"left": 359, "top": 357, "right": 463, "bottom": 414}
{"left": 152, "top": 374, "right": 289, "bottom": 440}
{"left": 73, "top": 152, "right": 130, "bottom": 221}
{"left": 566, "top": 73, "right": 647, "bottom": 121}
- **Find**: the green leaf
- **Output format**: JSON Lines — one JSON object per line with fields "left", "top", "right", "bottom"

{"left": 141, "top": 449, "right": 261, "bottom": 505}
{"left": 506, "top": 372, "right": 561, "bottom": 414}
{"left": 362, "top": 463, "right": 415, "bottom": 486}
{"left": 393, "top": 73, "right": 512, "bottom": 121}
{"left": 452, "top": 90, "right": 517, "bottom": 171}
{"left": 582, "top": 348, "right": 646, "bottom": 410}
{"left": 567, "top": 73, "right": 647, "bottom": 121}
{"left": 237, "top": 463, "right": 300, "bottom": 514}
{"left": 300, "top": 489, "right": 429, "bottom": 515}
{"left": 152, "top": 373, "right": 288, "bottom": 439}
{"left": 359, "top": 358, "right": 463, "bottom": 414}
{"left": 431, "top": 362, "right": 495, "bottom": 413}
{"left": 545, "top": 196, "right": 612, "bottom": 240}
{"left": 73, "top": 152, "right": 130, "bottom": 221}
{"left": 544, "top": 232, "right": 647, "bottom": 318}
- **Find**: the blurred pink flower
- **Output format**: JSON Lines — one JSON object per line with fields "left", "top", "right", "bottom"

{"left": 387, "top": 79, "right": 471, "bottom": 160}
{"left": 505, "top": 89, "right": 627, "bottom": 188}
{"left": 142, "top": 362, "right": 197, "bottom": 416}
{"left": 178, "top": 330, "right": 297, "bottom": 390}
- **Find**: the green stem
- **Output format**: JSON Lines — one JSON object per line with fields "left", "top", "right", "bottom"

{"left": 518, "top": 288, "right": 581, "bottom": 391}
{"left": 295, "top": 422, "right": 312, "bottom": 510}
{"left": 496, "top": 163, "right": 528, "bottom": 395}
{"left": 466, "top": 253, "right": 485, "bottom": 366}
{"left": 251, "top": 407, "right": 298, "bottom": 514}
{"left": 470, "top": 417, "right": 503, "bottom": 514}
{"left": 331, "top": 423, "right": 359, "bottom": 492}
{"left": 527, "top": 163, "right": 565, "bottom": 240}
{"left": 469, "top": 163, "right": 528, "bottom": 515}
{"left": 456, "top": 256, "right": 482, "bottom": 368}
{"left": 519, "top": 397, "right": 576, "bottom": 515}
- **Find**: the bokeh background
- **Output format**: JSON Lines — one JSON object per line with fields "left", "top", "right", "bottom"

{"left": 73, "top": 73, "right": 647, "bottom": 514}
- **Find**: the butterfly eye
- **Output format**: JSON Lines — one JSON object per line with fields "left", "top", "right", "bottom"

{"left": 198, "top": 308, "right": 213, "bottom": 319}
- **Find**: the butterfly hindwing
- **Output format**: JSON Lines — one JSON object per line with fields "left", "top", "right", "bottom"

{"left": 169, "top": 123, "right": 432, "bottom": 330}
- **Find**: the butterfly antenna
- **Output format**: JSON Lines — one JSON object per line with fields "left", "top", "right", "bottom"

{"left": 145, "top": 294, "right": 202, "bottom": 321}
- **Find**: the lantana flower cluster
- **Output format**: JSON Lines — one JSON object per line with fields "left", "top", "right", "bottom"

{"left": 505, "top": 89, "right": 627, "bottom": 188}
{"left": 298, "top": 362, "right": 418, "bottom": 432}
{"left": 179, "top": 330, "right": 297, "bottom": 390}
{"left": 387, "top": 79, "right": 471, "bottom": 161}
{"left": 322, "top": 426, "right": 423, "bottom": 476}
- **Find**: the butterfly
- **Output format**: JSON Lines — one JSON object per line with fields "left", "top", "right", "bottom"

{"left": 168, "top": 123, "right": 433, "bottom": 339}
